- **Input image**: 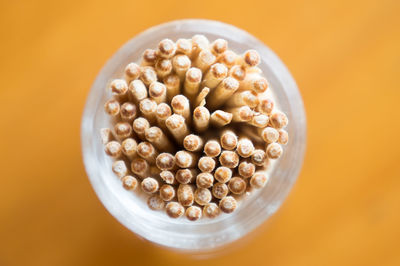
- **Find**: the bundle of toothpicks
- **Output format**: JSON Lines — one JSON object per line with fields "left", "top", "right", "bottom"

{"left": 100, "top": 35, "right": 289, "bottom": 221}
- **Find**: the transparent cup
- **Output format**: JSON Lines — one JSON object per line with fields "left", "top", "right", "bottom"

{"left": 81, "top": 19, "right": 306, "bottom": 255}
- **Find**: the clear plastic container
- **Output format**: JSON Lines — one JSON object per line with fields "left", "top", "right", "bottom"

{"left": 81, "top": 19, "right": 306, "bottom": 255}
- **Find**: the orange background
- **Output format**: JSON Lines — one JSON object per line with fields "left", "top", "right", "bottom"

{"left": 1, "top": 0, "right": 400, "bottom": 265}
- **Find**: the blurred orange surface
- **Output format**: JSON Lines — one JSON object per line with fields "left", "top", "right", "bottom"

{"left": 1, "top": 0, "right": 399, "bottom": 265}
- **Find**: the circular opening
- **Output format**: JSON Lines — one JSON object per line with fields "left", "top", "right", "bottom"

{"left": 81, "top": 19, "right": 306, "bottom": 252}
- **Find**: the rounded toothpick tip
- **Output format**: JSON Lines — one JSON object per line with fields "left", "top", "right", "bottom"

{"left": 130, "top": 158, "right": 149, "bottom": 177}
{"left": 158, "top": 39, "right": 176, "bottom": 59}
{"left": 183, "top": 134, "right": 203, "bottom": 152}
{"left": 198, "top": 156, "right": 216, "bottom": 173}
{"left": 221, "top": 77, "right": 239, "bottom": 91}
{"left": 214, "top": 166, "right": 232, "bottom": 183}
{"left": 186, "top": 206, "right": 202, "bottom": 221}
{"left": 212, "top": 182, "right": 229, "bottom": 199}
{"left": 166, "top": 114, "right": 185, "bottom": 130}
{"left": 176, "top": 38, "right": 192, "bottom": 55}
{"left": 110, "top": 79, "right": 128, "bottom": 95}
{"left": 149, "top": 81, "right": 166, "bottom": 99}
{"left": 220, "top": 131, "right": 238, "bottom": 150}
{"left": 251, "top": 149, "right": 268, "bottom": 167}
{"left": 124, "top": 63, "right": 141, "bottom": 79}
{"left": 160, "top": 170, "right": 175, "bottom": 185}
{"left": 219, "top": 196, "right": 237, "bottom": 213}
{"left": 194, "top": 188, "right": 212, "bottom": 206}
{"left": 155, "top": 58, "right": 172, "bottom": 73}
{"left": 192, "top": 34, "right": 209, "bottom": 51}
{"left": 229, "top": 65, "right": 246, "bottom": 81}
{"left": 238, "top": 161, "right": 256, "bottom": 178}
{"left": 121, "top": 138, "right": 137, "bottom": 157}
{"left": 218, "top": 50, "right": 236, "bottom": 68}
{"left": 104, "top": 99, "right": 120, "bottom": 116}
{"left": 166, "top": 202, "right": 184, "bottom": 218}
{"left": 171, "top": 94, "right": 189, "bottom": 112}
{"left": 203, "top": 203, "right": 220, "bottom": 218}
{"left": 176, "top": 169, "right": 196, "bottom": 184}
{"left": 270, "top": 111, "right": 289, "bottom": 129}
{"left": 122, "top": 175, "right": 138, "bottom": 191}
{"left": 175, "top": 150, "right": 196, "bottom": 168}
{"left": 210, "top": 63, "right": 228, "bottom": 79}
{"left": 243, "top": 49, "right": 260, "bottom": 67}
{"left": 236, "top": 138, "right": 255, "bottom": 158}
{"left": 278, "top": 129, "right": 289, "bottom": 145}
{"left": 140, "top": 66, "right": 157, "bottom": 86}
{"left": 250, "top": 173, "right": 268, "bottom": 189}
{"left": 120, "top": 102, "right": 137, "bottom": 120}
{"left": 266, "top": 143, "right": 283, "bottom": 159}
{"left": 156, "top": 152, "right": 176, "bottom": 170}
{"left": 114, "top": 122, "right": 132, "bottom": 139}
{"left": 141, "top": 177, "right": 159, "bottom": 194}
{"left": 173, "top": 54, "right": 191, "bottom": 70}
{"left": 133, "top": 117, "right": 150, "bottom": 136}
{"left": 219, "top": 151, "right": 239, "bottom": 168}
{"left": 177, "top": 184, "right": 194, "bottom": 206}
{"left": 112, "top": 160, "right": 128, "bottom": 179}
{"left": 253, "top": 77, "right": 268, "bottom": 93}
{"left": 156, "top": 103, "right": 172, "bottom": 119}
{"left": 160, "top": 184, "right": 176, "bottom": 201}
{"left": 211, "top": 39, "right": 228, "bottom": 54}
{"left": 142, "top": 49, "right": 157, "bottom": 65}
{"left": 104, "top": 141, "right": 122, "bottom": 157}
{"left": 147, "top": 195, "right": 165, "bottom": 210}
{"left": 196, "top": 173, "right": 214, "bottom": 189}
{"left": 204, "top": 140, "right": 221, "bottom": 158}
{"left": 186, "top": 67, "right": 202, "bottom": 83}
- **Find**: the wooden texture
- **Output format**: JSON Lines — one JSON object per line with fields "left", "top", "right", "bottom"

{"left": 0, "top": 0, "right": 399, "bottom": 265}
